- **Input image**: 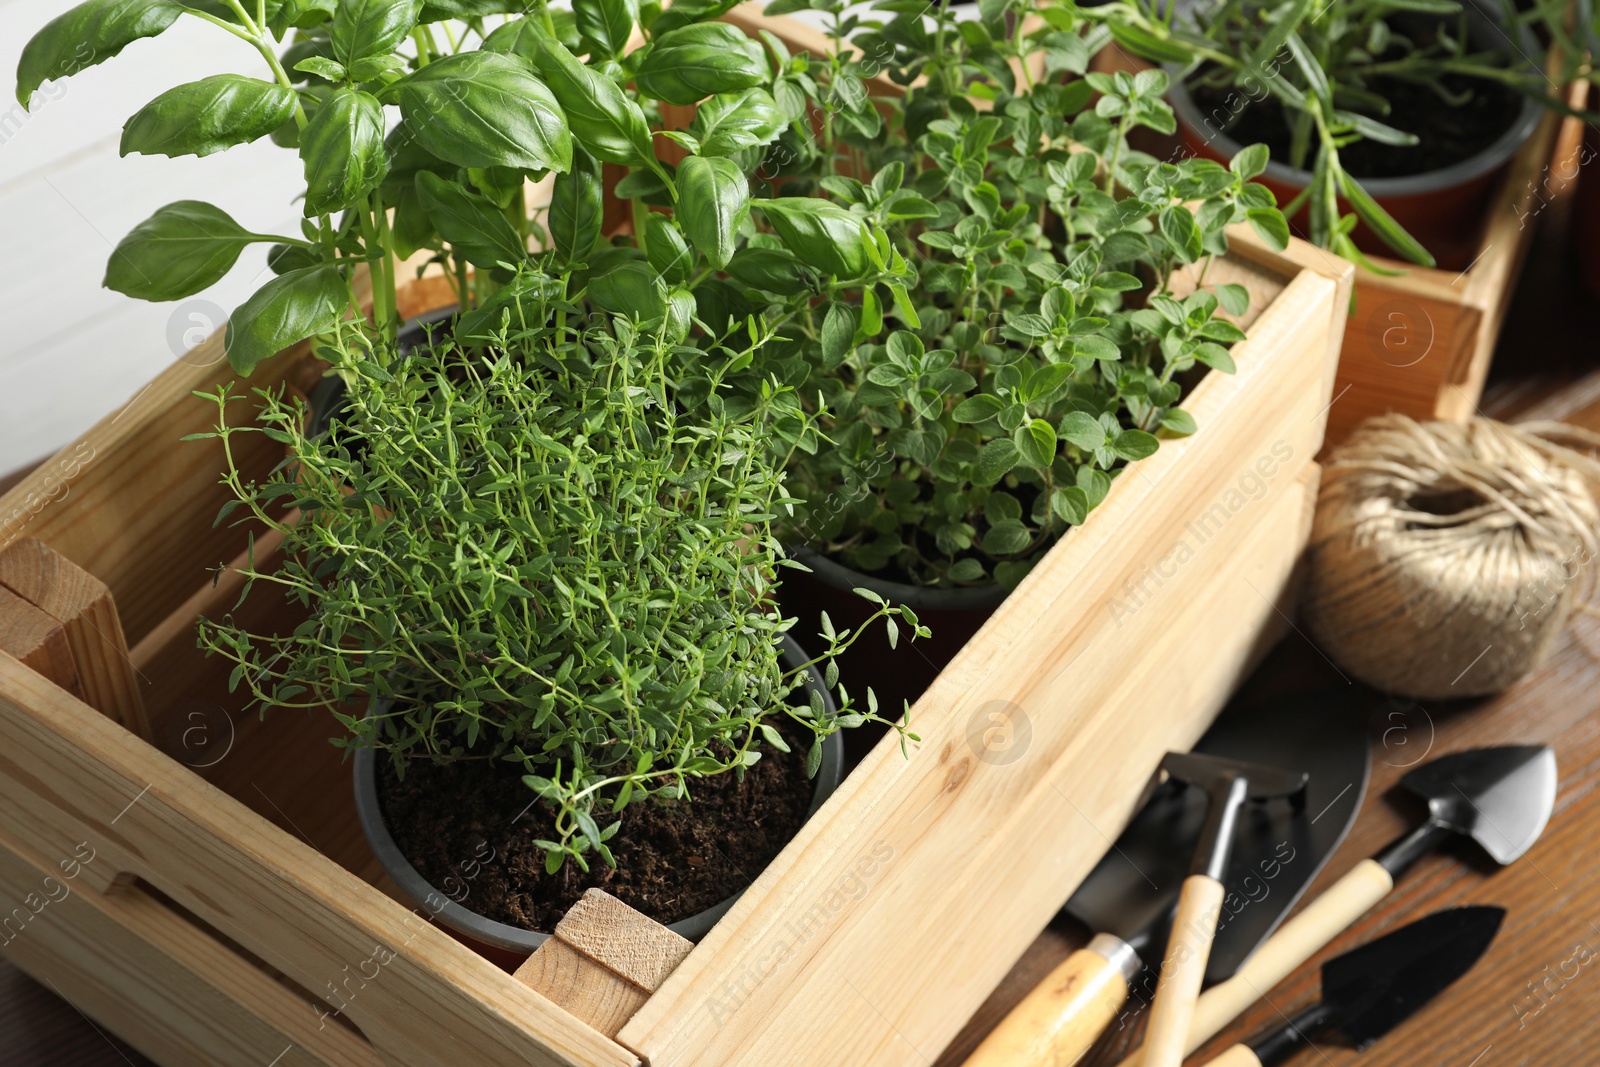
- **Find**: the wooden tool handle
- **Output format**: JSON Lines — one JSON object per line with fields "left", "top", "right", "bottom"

{"left": 1142, "top": 874, "right": 1226, "bottom": 1067}
{"left": 1113, "top": 858, "right": 1396, "bottom": 1067}
{"left": 1200, "top": 1045, "right": 1263, "bottom": 1067}
{"left": 962, "top": 935, "right": 1139, "bottom": 1067}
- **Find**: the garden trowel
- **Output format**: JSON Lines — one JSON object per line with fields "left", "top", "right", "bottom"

{"left": 1114, "top": 743, "right": 1556, "bottom": 1067}
{"left": 1197, "top": 905, "right": 1505, "bottom": 1066}
{"left": 961, "top": 689, "right": 1370, "bottom": 1067}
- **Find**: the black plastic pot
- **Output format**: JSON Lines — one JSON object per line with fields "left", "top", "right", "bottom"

{"left": 306, "top": 305, "right": 458, "bottom": 439}
{"left": 1167, "top": 0, "right": 1542, "bottom": 271}
{"left": 352, "top": 634, "right": 844, "bottom": 953}
{"left": 777, "top": 545, "right": 1008, "bottom": 762}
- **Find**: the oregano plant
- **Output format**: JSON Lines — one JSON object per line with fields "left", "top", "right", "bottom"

{"left": 728, "top": 0, "right": 1291, "bottom": 588}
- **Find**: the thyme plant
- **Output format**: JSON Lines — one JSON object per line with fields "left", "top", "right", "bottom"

{"left": 195, "top": 299, "right": 922, "bottom": 870}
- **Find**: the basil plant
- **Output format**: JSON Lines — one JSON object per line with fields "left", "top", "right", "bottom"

{"left": 743, "top": 0, "right": 1292, "bottom": 588}
{"left": 14, "top": 0, "right": 887, "bottom": 375}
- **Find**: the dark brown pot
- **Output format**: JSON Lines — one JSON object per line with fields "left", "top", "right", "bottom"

{"left": 1167, "top": 1, "right": 1541, "bottom": 272}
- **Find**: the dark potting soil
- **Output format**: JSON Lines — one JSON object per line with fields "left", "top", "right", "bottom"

{"left": 1191, "top": 69, "right": 1524, "bottom": 180}
{"left": 377, "top": 730, "right": 816, "bottom": 932}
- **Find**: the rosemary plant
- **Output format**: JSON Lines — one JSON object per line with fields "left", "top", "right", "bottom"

{"left": 1085, "top": 0, "right": 1574, "bottom": 268}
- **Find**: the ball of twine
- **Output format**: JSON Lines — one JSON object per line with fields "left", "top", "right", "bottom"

{"left": 1303, "top": 414, "right": 1600, "bottom": 699}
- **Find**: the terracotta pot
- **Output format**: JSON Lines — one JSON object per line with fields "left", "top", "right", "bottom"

{"left": 1167, "top": 0, "right": 1542, "bottom": 272}
{"left": 354, "top": 639, "right": 844, "bottom": 954}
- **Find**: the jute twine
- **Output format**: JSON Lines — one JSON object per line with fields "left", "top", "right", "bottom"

{"left": 1303, "top": 414, "right": 1600, "bottom": 699}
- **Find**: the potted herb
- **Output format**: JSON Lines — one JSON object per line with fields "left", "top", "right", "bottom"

{"left": 1085, "top": 0, "right": 1563, "bottom": 271}
{"left": 192, "top": 294, "right": 921, "bottom": 948}
{"left": 735, "top": 0, "right": 1288, "bottom": 709}
{"left": 15, "top": 0, "right": 930, "bottom": 946}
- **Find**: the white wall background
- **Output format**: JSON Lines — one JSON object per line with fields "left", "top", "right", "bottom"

{"left": 0, "top": 0, "right": 305, "bottom": 476}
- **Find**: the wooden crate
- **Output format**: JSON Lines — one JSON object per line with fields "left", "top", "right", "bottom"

{"left": 1090, "top": 46, "right": 1589, "bottom": 449}
{"left": 0, "top": 221, "right": 1349, "bottom": 1065}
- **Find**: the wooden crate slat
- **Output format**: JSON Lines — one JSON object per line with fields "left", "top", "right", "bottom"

{"left": 0, "top": 538, "right": 149, "bottom": 738}
{"left": 620, "top": 252, "right": 1348, "bottom": 1064}
{"left": 0, "top": 826, "right": 381, "bottom": 1067}
{"left": 0, "top": 654, "right": 639, "bottom": 1067}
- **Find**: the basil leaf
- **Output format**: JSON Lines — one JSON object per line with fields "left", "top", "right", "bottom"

{"left": 726, "top": 247, "right": 813, "bottom": 295}
{"left": 531, "top": 38, "right": 653, "bottom": 166}
{"left": 635, "top": 22, "right": 767, "bottom": 106}
{"left": 391, "top": 51, "right": 571, "bottom": 173}
{"left": 17, "top": 0, "right": 184, "bottom": 104}
{"left": 645, "top": 214, "right": 693, "bottom": 284}
{"left": 588, "top": 261, "right": 667, "bottom": 320}
{"left": 820, "top": 301, "right": 856, "bottom": 363}
{"left": 572, "top": 0, "right": 637, "bottom": 57}
{"left": 224, "top": 263, "right": 348, "bottom": 375}
{"left": 333, "top": 0, "right": 421, "bottom": 66}
{"left": 676, "top": 155, "right": 748, "bottom": 269}
{"left": 301, "top": 88, "right": 387, "bottom": 215}
{"left": 120, "top": 75, "right": 297, "bottom": 158}
{"left": 415, "top": 170, "right": 528, "bottom": 268}
{"left": 104, "top": 200, "right": 261, "bottom": 300}
{"left": 759, "top": 198, "right": 870, "bottom": 278}
{"left": 690, "top": 88, "right": 785, "bottom": 158}
{"left": 548, "top": 146, "right": 602, "bottom": 264}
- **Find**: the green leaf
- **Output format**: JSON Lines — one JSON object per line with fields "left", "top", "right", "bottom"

{"left": 1246, "top": 207, "right": 1291, "bottom": 251}
{"left": 121, "top": 75, "right": 297, "bottom": 158}
{"left": 1215, "top": 282, "right": 1250, "bottom": 316}
{"left": 976, "top": 437, "right": 1019, "bottom": 483}
{"left": 1159, "top": 205, "right": 1203, "bottom": 263}
{"left": 1160, "top": 408, "right": 1197, "bottom": 435}
{"left": 294, "top": 56, "right": 347, "bottom": 82}
{"left": 1051, "top": 486, "right": 1089, "bottom": 524}
{"left": 689, "top": 88, "right": 785, "bottom": 158}
{"left": 1105, "top": 21, "right": 1192, "bottom": 65}
{"left": 1015, "top": 418, "right": 1057, "bottom": 469}
{"left": 1336, "top": 169, "right": 1434, "bottom": 268}
{"left": 532, "top": 38, "right": 653, "bottom": 166}
{"left": 983, "top": 519, "right": 1031, "bottom": 556}
{"left": 760, "top": 199, "right": 869, "bottom": 278}
{"left": 333, "top": 0, "right": 421, "bottom": 66}
{"left": 953, "top": 394, "right": 1004, "bottom": 424}
{"left": 301, "top": 88, "right": 387, "bottom": 215}
{"left": 725, "top": 247, "right": 812, "bottom": 295}
{"left": 676, "top": 155, "right": 748, "bottom": 269}
{"left": 635, "top": 22, "right": 767, "bottom": 106}
{"left": 1194, "top": 342, "right": 1237, "bottom": 373}
{"left": 17, "top": 0, "right": 184, "bottom": 105}
{"left": 391, "top": 51, "right": 572, "bottom": 173}
{"left": 224, "top": 264, "right": 347, "bottom": 375}
{"left": 1059, "top": 411, "right": 1105, "bottom": 451}
{"left": 645, "top": 214, "right": 693, "bottom": 283}
{"left": 1112, "top": 429, "right": 1159, "bottom": 461}
{"left": 572, "top": 0, "right": 637, "bottom": 56}
{"left": 821, "top": 302, "right": 856, "bottom": 364}
{"left": 588, "top": 261, "right": 667, "bottom": 320}
{"left": 415, "top": 170, "right": 528, "bottom": 267}
{"left": 549, "top": 146, "right": 602, "bottom": 264}
{"left": 104, "top": 200, "right": 260, "bottom": 300}
{"left": 1229, "top": 143, "right": 1270, "bottom": 181}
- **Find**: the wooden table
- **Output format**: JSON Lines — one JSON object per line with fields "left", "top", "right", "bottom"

{"left": 5, "top": 174, "right": 1600, "bottom": 1067}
